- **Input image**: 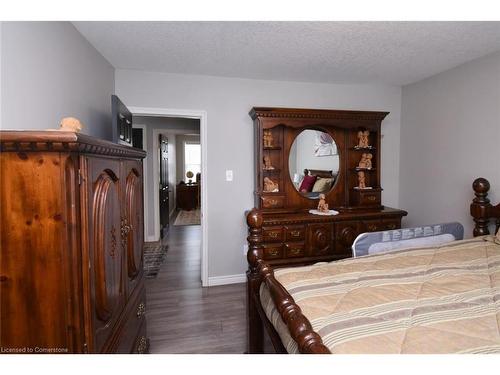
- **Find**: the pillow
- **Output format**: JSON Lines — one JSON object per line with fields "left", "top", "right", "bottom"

{"left": 312, "top": 177, "right": 334, "bottom": 193}
{"left": 299, "top": 175, "right": 317, "bottom": 192}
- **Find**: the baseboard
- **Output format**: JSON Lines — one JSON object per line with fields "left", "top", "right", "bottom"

{"left": 207, "top": 274, "right": 246, "bottom": 287}
{"left": 145, "top": 235, "right": 159, "bottom": 243}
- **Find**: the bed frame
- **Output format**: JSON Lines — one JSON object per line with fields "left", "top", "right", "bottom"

{"left": 471, "top": 178, "right": 500, "bottom": 236}
{"left": 246, "top": 177, "right": 500, "bottom": 354}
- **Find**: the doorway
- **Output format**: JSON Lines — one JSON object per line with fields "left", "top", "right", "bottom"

{"left": 130, "top": 107, "right": 208, "bottom": 287}
{"left": 159, "top": 134, "right": 169, "bottom": 238}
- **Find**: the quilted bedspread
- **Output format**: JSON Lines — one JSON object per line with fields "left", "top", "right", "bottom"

{"left": 260, "top": 235, "right": 500, "bottom": 354}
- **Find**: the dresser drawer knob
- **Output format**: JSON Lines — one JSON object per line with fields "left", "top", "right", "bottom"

{"left": 290, "top": 248, "right": 301, "bottom": 256}
{"left": 136, "top": 336, "right": 148, "bottom": 354}
{"left": 136, "top": 302, "right": 146, "bottom": 318}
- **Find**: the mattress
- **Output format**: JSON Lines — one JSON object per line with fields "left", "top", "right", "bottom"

{"left": 260, "top": 235, "right": 500, "bottom": 354}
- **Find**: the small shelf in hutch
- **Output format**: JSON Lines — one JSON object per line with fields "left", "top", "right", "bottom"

{"left": 350, "top": 146, "right": 376, "bottom": 151}
{"left": 350, "top": 167, "right": 377, "bottom": 172}
{"left": 263, "top": 146, "right": 282, "bottom": 151}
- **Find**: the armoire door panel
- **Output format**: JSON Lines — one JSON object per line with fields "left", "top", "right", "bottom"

{"left": 87, "top": 158, "right": 126, "bottom": 352}
{"left": 124, "top": 161, "right": 144, "bottom": 295}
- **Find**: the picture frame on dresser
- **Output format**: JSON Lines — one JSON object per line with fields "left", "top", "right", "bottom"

{"left": 245, "top": 107, "right": 408, "bottom": 353}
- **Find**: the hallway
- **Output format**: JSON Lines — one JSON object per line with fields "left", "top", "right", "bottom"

{"left": 145, "top": 224, "right": 247, "bottom": 353}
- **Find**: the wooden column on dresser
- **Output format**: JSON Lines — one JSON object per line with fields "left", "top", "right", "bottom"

{"left": 245, "top": 107, "right": 408, "bottom": 353}
{"left": 0, "top": 131, "right": 148, "bottom": 354}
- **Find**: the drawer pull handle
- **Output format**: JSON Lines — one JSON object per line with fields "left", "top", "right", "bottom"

{"left": 268, "top": 232, "right": 279, "bottom": 238}
{"left": 290, "top": 248, "right": 302, "bottom": 255}
{"left": 137, "top": 336, "right": 148, "bottom": 354}
{"left": 268, "top": 249, "right": 279, "bottom": 256}
{"left": 368, "top": 225, "right": 378, "bottom": 231}
{"left": 290, "top": 230, "right": 301, "bottom": 237}
{"left": 367, "top": 196, "right": 377, "bottom": 201}
{"left": 387, "top": 224, "right": 397, "bottom": 229}
{"left": 268, "top": 199, "right": 278, "bottom": 205}
{"left": 136, "top": 302, "right": 146, "bottom": 318}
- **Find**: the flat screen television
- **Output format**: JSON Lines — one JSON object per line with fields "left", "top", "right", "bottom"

{"left": 111, "top": 95, "right": 133, "bottom": 146}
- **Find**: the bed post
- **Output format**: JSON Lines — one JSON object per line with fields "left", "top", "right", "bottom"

{"left": 246, "top": 208, "right": 265, "bottom": 353}
{"left": 471, "top": 178, "right": 500, "bottom": 236}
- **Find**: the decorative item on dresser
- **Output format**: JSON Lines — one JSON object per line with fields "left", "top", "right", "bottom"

{"left": 245, "top": 107, "right": 407, "bottom": 353}
{"left": 0, "top": 131, "right": 148, "bottom": 354}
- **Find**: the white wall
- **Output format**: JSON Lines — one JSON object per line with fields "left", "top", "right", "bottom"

{"left": 115, "top": 69, "right": 402, "bottom": 279}
{"left": 1, "top": 22, "right": 114, "bottom": 139}
{"left": 400, "top": 51, "right": 500, "bottom": 237}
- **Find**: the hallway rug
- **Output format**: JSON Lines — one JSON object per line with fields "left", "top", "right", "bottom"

{"left": 143, "top": 243, "right": 168, "bottom": 278}
{"left": 173, "top": 209, "right": 201, "bottom": 226}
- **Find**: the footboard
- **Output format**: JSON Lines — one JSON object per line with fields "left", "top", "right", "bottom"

{"left": 471, "top": 178, "right": 500, "bottom": 236}
{"left": 246, "top": 209, "right": 330, "bottom": 354}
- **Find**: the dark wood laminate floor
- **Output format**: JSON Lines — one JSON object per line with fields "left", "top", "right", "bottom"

{"left": 145, "top": 223, "right": 248, "bottom": 354}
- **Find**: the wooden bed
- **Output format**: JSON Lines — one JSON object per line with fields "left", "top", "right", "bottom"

{"left": 246, "top": 177, "right": 500, "bottom": 354}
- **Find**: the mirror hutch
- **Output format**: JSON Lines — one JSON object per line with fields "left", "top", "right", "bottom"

{"left": 246, "top": 107, "right": 407, "bottom": 269}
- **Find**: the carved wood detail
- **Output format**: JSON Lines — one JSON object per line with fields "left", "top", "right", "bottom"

{"left": 0, "top": 131, "right": 146, "bottom": 158}
{"left": 125, "top": 167, "right": 143, "bottom": 280}
{"left": 92, "top": 169, "right": 121, "bottom": 323}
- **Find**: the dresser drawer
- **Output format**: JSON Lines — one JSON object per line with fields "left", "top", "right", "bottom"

{"left": 263, "top": 226, "right": 284, "bottom": 242}
{"left": 284, "top": 225, "right": 305, "bottom": 241}
{"left": 261, "top": 195, "right": 285, "bottom": 209}
{"left": 262, "top": 243, "right": 284, "bottom": 260}
{"left": 284, "top": 242, "right": 306, "bottom": 258}
{"left": 359, "top": 191, "right": 381, "bottom": 206}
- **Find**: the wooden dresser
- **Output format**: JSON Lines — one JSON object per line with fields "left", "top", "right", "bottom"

{"left": 176, "top": 182, "right": 199, "bottom": 211}
{"left": 0, "top": 131, "right": 148, "bottom": 354}
{"left": 246, "top": 107, "right": 407, "bottom": 266}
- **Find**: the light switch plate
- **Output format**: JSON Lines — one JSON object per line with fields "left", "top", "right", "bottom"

{"left": 226, "top": 170, "right": 233, "bottom": 181}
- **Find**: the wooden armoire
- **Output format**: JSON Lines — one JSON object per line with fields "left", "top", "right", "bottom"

{"left": 0, "top": 131, "right": 148, "bottom": 354}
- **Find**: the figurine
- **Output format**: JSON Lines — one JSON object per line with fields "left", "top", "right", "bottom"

{"left": 263, "top": 130, "right": 274, "bottom": 147}
{"left": 358, "top": 153, "right": 373, "bottom": 169}
{"left": 59, "top": 117, "right": 83, "bottom": 132}
{"left": 357, "top": 130, "right": 370, "bottom": 148}
{"left": 317, "top": 193, "right": 329, "bottom": 213}
{"left": 357, "top": 171, "right": 367, "bottom": 189}
{"left": 263, "top": 155, "right": 274, "bottom": 170}
{"left": 263, "top": 177, "right": 279, "bottom": 192}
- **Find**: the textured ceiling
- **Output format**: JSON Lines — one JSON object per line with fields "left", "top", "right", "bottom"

{"left": 73, "top": 21, "right": 500, "bottom": 85}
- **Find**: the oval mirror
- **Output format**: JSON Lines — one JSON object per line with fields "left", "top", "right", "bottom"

{"left": 288, "top": 129, "right": 339, "bottom": 199}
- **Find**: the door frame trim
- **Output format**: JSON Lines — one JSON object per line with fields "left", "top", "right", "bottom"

{"left": 131, "top": 124, "right": 153, "bottom": 241}
{"left": 130, "top": 106, "right": 208, "bottom": 287}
